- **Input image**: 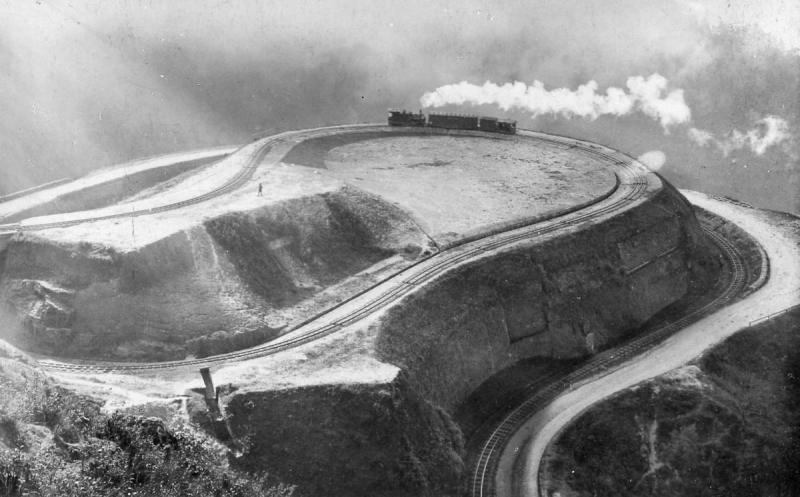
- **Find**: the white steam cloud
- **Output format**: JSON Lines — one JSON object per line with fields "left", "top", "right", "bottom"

{"left": 688, "top": 116, "right": 792, "bottom": 156}
{"left": 637, "top": 150, "right": 667, "bottom": 171}
{"left": 420, "top": 74, "right": 691, "bottom": 131}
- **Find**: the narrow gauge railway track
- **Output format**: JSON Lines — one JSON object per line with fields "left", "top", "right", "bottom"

{"left": 38, "top": 130, "right": 653, "bottom": 374}
{"left": 468, "top": 222, "right": 751, "bottom": 497}
{"left": 0, "top": 145, "right": 269, "bottom": 234}
{"left": 0, "top": 124, "right": 380, "bottom": 235}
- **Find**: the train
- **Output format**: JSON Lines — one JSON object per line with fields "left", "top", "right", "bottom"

{"left": 388, "top": 109, "right": 517, "bottom": 135}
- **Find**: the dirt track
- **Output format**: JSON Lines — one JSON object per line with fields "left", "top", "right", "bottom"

{"left": 497, "top": 191, "right": 800, "bottom": 497}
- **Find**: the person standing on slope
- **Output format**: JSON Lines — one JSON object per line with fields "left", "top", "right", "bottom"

{"left": 257, "top": 182, "right": 263, "bottom": 196}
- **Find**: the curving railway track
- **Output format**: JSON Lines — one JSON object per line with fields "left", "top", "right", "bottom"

{"left": 32, "top": 128, "right": 655, "bottom": 374}
{"left": 0, "top": 147, "right": 266, "bottom": 235}
{"left": 467, "top": 219, "right": 752, "bottom": 497}
{"left": 5, "top": 124, "right": 772, "bottom": 497}
{"left": 0, "top": 124, "right": 392, "bottom": 236}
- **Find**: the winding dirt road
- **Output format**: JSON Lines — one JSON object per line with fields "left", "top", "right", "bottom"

{"left": 489, "top": 191, "right": 800, "bottom": 497}
{"left": 0, "top": 124, "right": 379, "bottom": 235}
{"left": 0, "top": 147, "right": 236, "bottom": 226}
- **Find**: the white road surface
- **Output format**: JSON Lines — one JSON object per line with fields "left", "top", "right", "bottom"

{"left": 496, "top": 190, "right": 800, "bottom": 497}
{"left": 0, "top": 146, "right": 236, "bottom": 219}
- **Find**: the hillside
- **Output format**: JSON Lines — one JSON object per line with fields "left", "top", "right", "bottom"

{"left": 0, "top": 127, "right": 727, "bottom": 497}
{"left": 1, "top": 184, "right": 432, "bottom": 360}
{"left": 0, "top": 126, "right": 620, "bottom": 361}
{"left": 0, "top": 339, "right": 293, "bottom": 496}
{"left": 540, "top": 210, "right": 800, "bottom": 496}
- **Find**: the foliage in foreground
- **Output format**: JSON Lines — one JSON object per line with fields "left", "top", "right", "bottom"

{"left": 0, "top": 372, "right": 293, "bottom": 497}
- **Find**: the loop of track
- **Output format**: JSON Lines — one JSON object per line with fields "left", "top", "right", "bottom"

{"left": 0, "top": 124, "right": 381, "bottom": 235}
{"left": 0, "top": 146, "right": 263, "bottom": 234}
{"left": 7, "top": 125, "right": 758, "bottom": 497}
{"left": 467, "top": 220, "right": 752, "bottom": 497}
{"left": 36, "top": 129, "right": 654, "bottom": 374}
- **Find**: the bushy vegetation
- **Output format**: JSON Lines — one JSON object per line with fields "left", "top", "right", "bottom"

{"left": 0, "top": 365, "right": 293, "bottom": 497}
{"left": 542, "top": 308, "right": 800, "bottom": 497}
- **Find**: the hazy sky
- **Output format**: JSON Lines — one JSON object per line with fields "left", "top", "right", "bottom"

{"left": 1, "top": 0, "right": 797, "bottom": 212}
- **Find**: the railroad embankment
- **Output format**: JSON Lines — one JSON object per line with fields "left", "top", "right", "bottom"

{"left": 541, "top": 305, "right": 800, "bottom": 497}
{"left": 372, "top": 183, "right": 718, "bottom": 412}
{"left": 0, "top": 185, "right": 433, "bottom": 360}
{"left": 215, "top": 181, "right": 721, "bottom": 497}
{"left": 538, "top": 209, "right": 800, "bottom": 497}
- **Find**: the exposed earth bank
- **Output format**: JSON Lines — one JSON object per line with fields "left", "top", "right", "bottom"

{"left": 214, "top": 180, "right": 723, "bottom": 497}
{"left": 0, "top": 185, "right": 433, "bottom": 360}
{"left": 223, "top": 372, "right": 465, "bottom": 497}
{"left": 539, "top": 209, "right": 800, "bottom": 497}
{"left": 371, "top": 183, "right": 718, "bottom": 412}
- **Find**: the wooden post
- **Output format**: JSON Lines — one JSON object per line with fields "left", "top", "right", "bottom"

{"left": 200, "top": 367, "right": 215, "bottom": 401}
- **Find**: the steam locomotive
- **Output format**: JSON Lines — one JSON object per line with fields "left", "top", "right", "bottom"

{"left": 388, "top": 110, "right": 517, "bottom": 135}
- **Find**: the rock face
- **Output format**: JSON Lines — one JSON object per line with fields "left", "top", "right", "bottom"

{"left": 216, "top": 179, "right": 721, "bottom": 497}
{"left": 0, "top": 186, "right": 433, "bottom": 360}
{"left": 226, "top": 373, "right": 465, "bottom": 497}
{"left": 372, "top": 184, "right": 713, "bottom": 411}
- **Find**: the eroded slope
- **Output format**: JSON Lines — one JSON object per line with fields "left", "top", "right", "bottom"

{"left": 214, "top": 179, "right": 721, "bottom": 497}
{"left": 0, "top": 186, "right": 433, "bottom": 360}
{"left": 541, "top": 305, "right": 800, "bottom": 497}
{"left": 538, "top": 209, "right": 800, "bottom": 497}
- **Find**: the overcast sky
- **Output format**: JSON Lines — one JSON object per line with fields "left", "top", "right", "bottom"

{"left": 1, "top": 0, "right": 797, "bottom": 212}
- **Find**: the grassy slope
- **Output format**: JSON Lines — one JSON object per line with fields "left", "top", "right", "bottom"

{"left": 541, "top": 306, "right": 800, "bottom": 497}
{"left": 0, "top": 340, "right": 293, "bottom": 497}
{"left": 540, "top": 209, "right": 800, "bottom": 496}
{"left": 0, "top": 182, "right": 433, "bottom": 361}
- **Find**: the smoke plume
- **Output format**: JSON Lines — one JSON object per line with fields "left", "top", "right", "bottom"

{"left": 420, "top": 74, "right": 691, "bottom": 131}
{"left": 637, "top": 150, "right": 667, "bottom": 171}
{"left": 688, "top": 116, "right": 792, "bottom": 156}
{"left": 0, "top": 1, "right": 796, "bottom": 213}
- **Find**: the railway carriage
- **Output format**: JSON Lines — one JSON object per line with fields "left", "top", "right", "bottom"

{"left": 478, "top": 116, "right": 500, "bottom": 132}
{"left": 428, "top": 113, "right": 480, "bottom": 130}
{"left": 388, "top": 109, "right": 517, "bottom": 135}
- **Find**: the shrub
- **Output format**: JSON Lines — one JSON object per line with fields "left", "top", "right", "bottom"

{"left": 0, "top": 449, "right": 33, "bottom": 496}
{"left": 1, "top": 374, "right": 293, "bottom": 497}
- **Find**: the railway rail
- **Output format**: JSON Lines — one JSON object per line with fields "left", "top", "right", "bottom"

{"left": 6, "top": 125, "right": 767, "bottom": 497}
{"left": 0, "top": 146, "right": 266, "bottom": 235}
{"left": 33, "top": 128, "right": 655, "bottom": 374}
{"left": 0, "top": 124, "right": 388, "bottom": 235}
{"left": 467, "top": 219, "right": 753, "bottom": 497}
